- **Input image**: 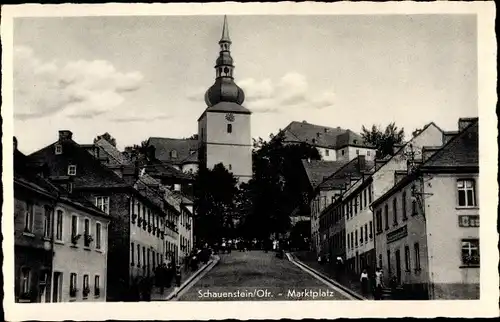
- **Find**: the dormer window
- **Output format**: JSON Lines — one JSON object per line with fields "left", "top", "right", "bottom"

{"left": 55, "top": 144, "right": 63, "bottom": 155}
{"left": 68, "top": 165, "right": 77, "bottom": 176}
{"left": 170, "top": 150, "right": 178, "bottom": 159}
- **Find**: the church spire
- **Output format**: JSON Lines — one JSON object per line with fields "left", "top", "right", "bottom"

{"left": 204, "top": 15, "right": 245, "bottom": 107}
{"left": 220, "top": 15, "right": 231, "bottom": 43}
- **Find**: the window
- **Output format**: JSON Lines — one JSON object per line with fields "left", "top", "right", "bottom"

{"left": 147, "top": 249, "right": 151, "bottom": 272}
{"left": 43, "top": 206, "right": 52, "bottom": 239}
{"left": 55, "top": 144, "right": 63, "bottom": 155}
{"left": 142, "top": 247, "right": 146, "bottom": 271}
{"left": 227, "top": 124, "right": 232, "bottom": 133}
{"left": 131, "top": 242, "right": 135, "bottom": 266}
{"left": 356, "top": 149, "right": 360, "bottom": 155}
{"left": 228, "top": 164, "right": 232, "bottom": 171}
{"left": 170, "top": 150, "right": 178, "bottom": 158}
{"left": 71, "top": 215, "right": 78, "bottom": 240}
{"left": 84, "top": 218, "right": 91, "bottom": 247}
{"left": 412, "top": 199, "right": 418, "bottom": 216}
{"left": 376, "top": 210, "right": 382, "bottom": 232}
{"left": 350, "top": 233, "right": 354, "bottom": 249}
{"left": 359, "top": 227, "right": 363, "bottom": 244}
{"left": 20, "top": 267, "right": 31, "bottom": 294}
{"left": 68, "top": 165, "right": 77, "bottom": 176}
{"left": 393, "top": 198, "right": 398, "bottom": 226}
{"left": 364, "top": 189, "right": 367, "bottom": 207}
{"left": 95, "top": 222, "right": 102, "bottom": 249}
{"left": 355, "top": 230, "right": 358, "bottom": 247}
{"left": 368, "top": 185, "right": 372, "bottom": 203}
{"left": 405, "top": 246, "right": 411, "bottom": 271}
{"left": 369, "top": 221, "right": 373, "bottom": 238}
{"left": 95, "top": 276, "right": 100, "bottom": 297}
{"left": 347, "top": 234, "right": 350, "bottom": 249}
{"left": 83, "top": 275, "right": 89, "bottom": 297}
{"left": 384, "top": 204, "right": 389, "bottom": 230}
{"left": 56, "top": 210, "right": 63, "bottom": 241}
{"left": 153, "top": 250, "right": 156, "bottom": 269}
{"left": 461, "top": 239, "right": 480, "bottom": 266}
{"left": 414, "top": 243, "right": 421, "bottom": 270}
{"left": 137, "top": 244, "right": 141, "bottom": 267}
{"left": 70, "top": 273, "right": 77, "bottom": 297}
{"left": 364, "top": 223, "right": 368, "bottom": 242}
{"left": 457, "top": 179, "right": 476, "bottom": 207}
{"left": 387, "top": 250, "right": 392, "bottom": 276}
{"left": 402, "top": 192, "right": 407, "bottom": 220}
{"left": 350, "top": 201, "right": 353, "bottom": 217}
{"left": 341, "top": 149, "right": 345, "bottom": 156}
{"left": 95, "top": 197, "right": 110, "bottom": 214}
{"left": 378, "top": 254, "right": 382, "bottom": 269}
{"left": 24, "top": 202, "right": 34, "bottom": 232}
{"left": 367, "top": 151, "right": 371, "bottom": 156}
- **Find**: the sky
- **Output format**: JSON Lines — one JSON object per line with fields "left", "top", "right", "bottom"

{"left": 13, "top": 14, "right": 478, "bottom": 153}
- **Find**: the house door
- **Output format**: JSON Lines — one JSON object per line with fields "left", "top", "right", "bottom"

{"left": 395, "top": 250, "right": 401, "bottom": 284}
{"left": 52, "top": 272, "right": 61, "bottom": 302}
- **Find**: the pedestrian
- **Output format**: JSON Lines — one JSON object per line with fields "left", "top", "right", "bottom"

{"left": 173, "top": 264, "right": 182, "bottom": 297}
{"left": 360, "top": 268, "right": 369, "bottom": 295}
{"left": 165, "top": 263, "right": 173, "bottom": 288}
{"left": 374, "top": 267, "right": 384, "bottom": 300}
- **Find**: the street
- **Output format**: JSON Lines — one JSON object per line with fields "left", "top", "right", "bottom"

{"left": 177, "top": 250, "right": 353, "bottom": 301}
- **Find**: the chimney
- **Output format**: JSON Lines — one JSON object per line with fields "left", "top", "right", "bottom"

{"left": 13, "top": 136, "right": 18, "bottom": 151}
{"left": 458, "top": 118, "right": 478, "bottom": 132}
{"left": 316, "top": 132, "right": 320, "bottom": 138}
{"left": 59, "top": 130, "right": 73, "bottom": 142}
{"left": 357, "top": 155, "right": 366, "bottom": 171}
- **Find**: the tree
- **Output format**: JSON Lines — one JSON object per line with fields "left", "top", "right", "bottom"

{"left": 186, "top": 134, "right": 199, "bottom": 140}
{"left": 123, "top": 140, "right": 149, "bottom": 161}
{"left": 94, "top": 132, "right": 117, "bottom": 147}
{"left": 193, "top": 163, "right": 239, "bottom": 245}
{"left": 239, "top": 131, "right": 321, "bottom": 240}
{"left": 361, "top": 122, "right": 405, "bottom": 159}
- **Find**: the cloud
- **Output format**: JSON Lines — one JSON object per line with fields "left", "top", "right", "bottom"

{"left": 240, "top": 72, "right": 335, "bottom": 113}
{"left": 186, "top": 86, "right": 207, "bottom": 102}
{"left": 108, "top": 110, "right": 173, "bottom": 123}
{"left": 14, "top": 46, "right": 144, "bottom": 120}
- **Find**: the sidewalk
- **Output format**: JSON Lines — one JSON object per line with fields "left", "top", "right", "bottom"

{"left": 293, "top": 252, "right": 375, "bottom": 300}
{"left": 150, "top": 258, "right": 215, "bottom": 301}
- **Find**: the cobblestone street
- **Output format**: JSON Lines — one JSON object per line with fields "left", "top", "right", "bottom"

{"left": 178, "top": 250, "right": 352, "bottom": 301}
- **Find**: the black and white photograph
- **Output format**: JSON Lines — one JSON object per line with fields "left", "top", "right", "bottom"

{"left": 2, "top": 2, "right": 498, "bottom": 320}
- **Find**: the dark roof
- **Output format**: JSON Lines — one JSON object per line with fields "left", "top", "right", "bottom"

{"left": 147, "top": 137, "right": 199, "bottom": 165}
{"left": 282, "top": 121, "right": 371, "bottom": 149}
{"left": 317, "top": 156, "right": 375, "bottom": 191}
{"left": 204, "top": 101, "right": 250, "bottom": 114}
{"left": 423, "top": 120, "right": 478, "bottom": 169}
{"left": 94, "top": 139, "right": 132, "bottom": 166}
{"left": 372, "top": 120, "right": 479, "bottom": 208}
{"left": 29, "top": 139, "right": 130, "bottom": 189}
{"left": 301, "top": 160, "right": 348, "bottom": 189}
{"left": 137, "top": 155, "right": 193, "bottom": 181}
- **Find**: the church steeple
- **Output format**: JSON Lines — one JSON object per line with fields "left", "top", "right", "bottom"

{"left": 204, "top": 15, "right": 245, "bottom": 107}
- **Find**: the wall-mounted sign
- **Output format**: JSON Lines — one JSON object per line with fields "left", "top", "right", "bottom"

{"left": 387, "top": 225, "right": 408, "bottom": 244}
{"left": 458, "top": 215, "right": 479, "bottom": 227}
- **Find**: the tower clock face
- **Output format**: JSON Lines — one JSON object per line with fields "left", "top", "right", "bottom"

{"left": 225, "top": 113, "right": 235, "bottom": 122}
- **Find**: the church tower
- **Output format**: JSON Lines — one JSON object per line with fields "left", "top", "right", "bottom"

{"left": 198, "top": 16, "right": 252, "bottom": 183}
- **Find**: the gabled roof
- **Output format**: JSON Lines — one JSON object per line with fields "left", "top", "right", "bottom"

{"left": 301, "top": 160, "right": 347, "bottom": 189}
{"left": 371, "top": 120, "right": 479, "bottom": 208}
{"left": 317, "top": 156, "right": 375, "bottom": 191}
{"left": 94, "top": 138, "right": 132, "bottom": 166}
{"left": 282, "top": 121, "right": 371, "bottom": 149}
{"left": 137, "top": 155, "right": 193, "bottom": 181}
{"left": 147, "top": 137, "right": 199, "bottom": 165}
{"left": 423, "top": 120, "right": 478, "bottom": 169}
{"left": 29, "top": 139, "right": 130, "bottom": 189}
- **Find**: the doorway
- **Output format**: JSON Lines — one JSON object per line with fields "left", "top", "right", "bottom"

{"left": 395, "top": 250, "right": 401, "bottom": 284}
{"left": 52, "top": 272, "right": 62, "bottom": 302}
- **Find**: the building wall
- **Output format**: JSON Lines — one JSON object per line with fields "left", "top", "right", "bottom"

{"left": 336, "top": 146, "right": 376, "bottom": 162}
{"left": 14, "top": 189, "right": 54, "bottom": 303}
{"left": 52, "top": 203, "right": 109, "bottom": 302}
{"left": 317, "top": 147, "right": 337, "bottom": 161}
{"left": 311, "top": 189, "right": 341, "bottom": 254}
{"left": 371, "top": 124, "right": 444, "bottom": 201}
{"left": 425, "top": 174, "right": 480, "bottom": 299}
{"left": 178, "top": 207, "right": 193, "bottom": 263}
{"left": 199, "top": 111, "right": 252, "bottom": 183}
{"left": 373, "top": 180, "right": 430, "bottom": 299}
{"left": 182, "top": 163, "right": 198, "bottom": 174}
{"left": 128, "top": 197, "right": 169, "bottom": 280}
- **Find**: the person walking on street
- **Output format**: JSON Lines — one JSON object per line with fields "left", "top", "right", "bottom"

{"left": 360, "top": 268, "right": 369, "bottom": 295}
{"left": 374, "top": 267, "right": 384, "bottom": 300}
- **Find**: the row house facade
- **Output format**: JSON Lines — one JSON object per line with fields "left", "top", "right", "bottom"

{"left": 314, "top": 156, "right": 374, "bottom": 257}
{"left": 91, "top": 138, "right": 194, "bottom": 266}
{"left": 372, "top": 118, "right": 479, "bottom": 300}
{"left": 28, "top": 130, "right": 180, "bottom": 301}
{"left": 14, "top": 140, "right": 109, "bottom": 303}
